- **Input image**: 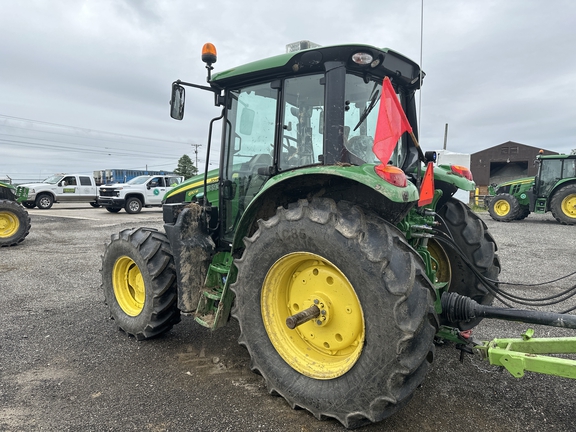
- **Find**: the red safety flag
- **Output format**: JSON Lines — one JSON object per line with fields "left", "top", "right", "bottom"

{"left": 373, "top": 77, "right": 413, "bottom": 165}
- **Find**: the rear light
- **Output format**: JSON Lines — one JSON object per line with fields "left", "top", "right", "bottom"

{"left": 375, "top": 164, "right": 407, "bottom": 187}
{"left": 450, "top": 165, "right": 473, "bottom": 181}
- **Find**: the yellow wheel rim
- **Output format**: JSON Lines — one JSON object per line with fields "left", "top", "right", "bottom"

{"left": 561, "top": 193, "right": 576, "bottom": 219}
{"left": 0, "top": 210, "right": 19, "bottom": 239}
{"left": 427, "top": 240, "right": 451, "bottom": 284}
{"left": 493, "top": 199, "right": 510, "bottom": 217}
{"left": 261, "top": 252, "right": 365, "bottom": 380}
{"left": 113, "top": 256, "right": 145, "bottom": 316}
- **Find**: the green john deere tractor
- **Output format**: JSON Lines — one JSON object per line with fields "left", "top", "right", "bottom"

{"left": 101, "top": 43, "right": 576, "bottom": 428}
{"left": 0, "top": 181, "right": 31, "bottom": 246}
{"left": 487, "top": 154, "right": 576, "bottom": 224}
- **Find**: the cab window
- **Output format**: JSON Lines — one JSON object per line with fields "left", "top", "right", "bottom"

{"left": 279, "top": 74, "right": 324, "bottom": 170}
{"left": 221, "top": 82, "right": 279, "bottom": 240}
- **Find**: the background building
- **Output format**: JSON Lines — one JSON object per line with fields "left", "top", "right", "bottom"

{"left": 470, "top": 141, "right": 557, "bottom": 195}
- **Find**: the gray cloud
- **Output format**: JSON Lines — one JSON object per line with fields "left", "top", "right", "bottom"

{"left": 1, "top": 0, "right": 575, "bottom": 182}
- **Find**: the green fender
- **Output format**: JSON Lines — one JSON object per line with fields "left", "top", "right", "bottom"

{"left": 232, "top": 164, "right": 420, "bottom": 250}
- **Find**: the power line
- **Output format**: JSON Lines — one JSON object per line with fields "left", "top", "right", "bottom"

{"left": 0, "top": 113, "right": 193, "bottom": 146}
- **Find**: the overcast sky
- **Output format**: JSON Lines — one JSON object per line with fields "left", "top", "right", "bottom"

{"left": 2, "top": 0, "right": 575, "bottom": 182}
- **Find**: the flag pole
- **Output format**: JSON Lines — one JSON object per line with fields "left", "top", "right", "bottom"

{"left": 408, "top": 130, "right": 426, "bottom": 163}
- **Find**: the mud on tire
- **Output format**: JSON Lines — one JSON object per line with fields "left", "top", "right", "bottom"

{"left": 101, "top": 227, "right": 180, "bottom": 340}
{"left": 231, "top": 198, "right": 437, "bottom": 428}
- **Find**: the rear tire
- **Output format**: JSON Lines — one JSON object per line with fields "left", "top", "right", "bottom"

{"left": 232, "top": 198, "right": 437, "bottom": 428}
{"left": 435, "top": 198, "right": 500, "bottom": 329}
{"left": 0, "top": 200, "right": 31, "bottom": 247}
{"left": 101, "top": 228, "right": 180, "bottom": 339}
{"left": 550, "top": 184, "right": 576, "bottom": 225}
{"left": 488, "top": 193, "right": 519, "bottom": 222}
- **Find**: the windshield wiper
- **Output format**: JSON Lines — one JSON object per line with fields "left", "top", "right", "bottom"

{"left": 353, "top": 83, "right": 380, "bottom": 131}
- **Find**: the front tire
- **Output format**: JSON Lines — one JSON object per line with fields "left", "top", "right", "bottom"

{"left": 106, "top": 207, "right": 122, "bottom": 213}
{"left": 125, "top": 197, "right": 143, "bottom": 214}
{"left": 550, "top": 184, "right": 576, "bottom": 225}
{"left": 22, "top": 202, "right": 36, "bottom": 209}
{"left": 488, "top": 193, "right": 519, "bottom": 222}
{"left": 231, "top": 198, "right": 437, "bottom": 428}
{"left": 0, "top": 200, "right": 31, "bottom": 247}
{"left": 434, "top": 198, "right": 500, "bottom": 329}
{"left": 101, "top": 228, "right": 180, "bottom": 339}
{"left": 35, "top": 193, "right": 54, "bottom": 210}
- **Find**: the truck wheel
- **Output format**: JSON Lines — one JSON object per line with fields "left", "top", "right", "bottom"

{"left": 22, "top": 202, "right": 36, "bottom": 209}
{"left": 550, "top": 184, "right": 576, "bottom": 225}
{"left": 0, "top": 199, "right": 31, "bottom": 247}
{"left": 231, "top": 198, "right": 437, "bottom": 428}
{"left": 35, "top": 193, "right": 54, "bottom": 210}
{"left": 125, "top": 197, "right": 142, "bottom": 214}
{"left": 106, "top": 207, "right": 122, "bottom": 213}
{"left": 434, "top": 198, "right": 500, "bottom": 329}
{"left": 101, "top": 227, "right": 180, "bottom": 340}
{"left": 488, "top": 193, "right": 520, "bottom": 222}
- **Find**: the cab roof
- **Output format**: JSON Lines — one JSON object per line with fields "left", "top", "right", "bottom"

{"left": 210, "top": 43, "right": 424, "bottom": 90}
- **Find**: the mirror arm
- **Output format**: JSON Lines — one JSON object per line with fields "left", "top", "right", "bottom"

{"left": 174, "top": 79, "right": 217, "bottom": 93}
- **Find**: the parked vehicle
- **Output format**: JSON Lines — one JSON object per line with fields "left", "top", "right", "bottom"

{"left": 18, "top": 174, "right": 99, "bottom": 209}
{"left": 0, "top": 181, "right": 31, "bottom": 246}
{"left": 97, "top": 174, "right": 183, "bottom": 214}
{"left": 487, "top": 153, "right": 576, "bottom": 224}
{"left": 93, "top": 169, "right": 178, "bottom": 185}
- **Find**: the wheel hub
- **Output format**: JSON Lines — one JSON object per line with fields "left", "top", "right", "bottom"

{"left": 112, "top": 256, "right": 145, "bottom": 316}
{"left": 261, "top": 252, "right": 365, "bottom": 379}
{"left": 0, "top": 211, "right": 19, "bottom": 238}
{"left": 494, "top": 199, "right": 510, "bottom": 216}
{"left": 561, "top": 194, "right": 576, "bottom": 218}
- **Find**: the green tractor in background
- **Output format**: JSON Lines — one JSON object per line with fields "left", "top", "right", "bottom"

{"left": 101, "top": 43, "right": 576, "bottom": 428}
{"left": 0, "top": 181, "right": 31, "bottom": 246}
{"left": 487, "top": 154, "right": 576, "bottom": 224}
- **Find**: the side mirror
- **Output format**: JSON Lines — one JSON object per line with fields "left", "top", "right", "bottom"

{"left": 170, "top": 83, "right": 186, "bottom": 120}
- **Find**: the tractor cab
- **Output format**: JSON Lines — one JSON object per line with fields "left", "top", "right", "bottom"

{"left": 169, "top": 42, "right": 429, "bottom": 246}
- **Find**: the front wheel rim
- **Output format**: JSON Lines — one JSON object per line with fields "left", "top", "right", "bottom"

{"left": 561, "top": 193, "right": 576, "bottom": 218}
{"left": 113, "top": 256, "right": 145, "bottom": 316}
{"left": 0, "top": 211, "right": 19, "bottom": 238}
{"left": 494, "top": 199, "right": 510, "bottom": 216}
{"left": 261, "top": 252, "right": 365, "bottom": 380}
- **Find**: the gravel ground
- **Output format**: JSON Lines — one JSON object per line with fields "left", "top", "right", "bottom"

{"left": 1, "top": 204, "right": 575, "bottom": 431}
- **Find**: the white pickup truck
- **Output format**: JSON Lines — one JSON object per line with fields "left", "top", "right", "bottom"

{"left": 97, "top": 174, "right": 183, "bottom": 214}
{"left": 19, "top": 174, "right": 99, "bottom": 209}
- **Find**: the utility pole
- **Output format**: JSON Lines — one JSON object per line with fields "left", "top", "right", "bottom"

{"left": 443, "top": 123, "right": 448, "bottom": 150}
{"left": 191, "top": 144, "right": 202, "bottom": 170}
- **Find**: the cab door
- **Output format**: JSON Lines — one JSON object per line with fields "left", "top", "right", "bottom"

{"left": 145, "top": 177, "right": 166, "bottom": 205}
{"left": 58, "top": 175, "right": 79, "bottom": 202}
{"left": 220, "top": 82, "right": 279, "bottom": 243}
